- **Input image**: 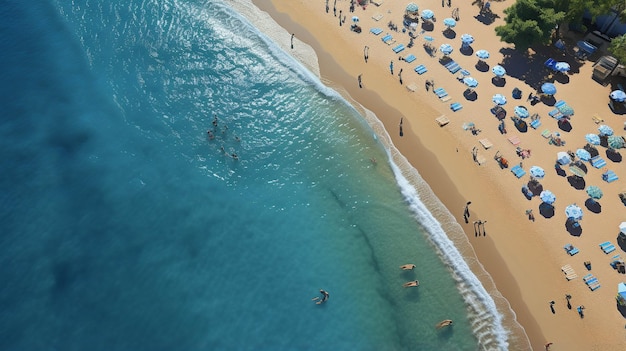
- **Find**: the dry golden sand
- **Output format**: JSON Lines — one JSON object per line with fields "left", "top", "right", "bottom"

{"left": 248, "top": 0, "right": 626, "bottom": 349}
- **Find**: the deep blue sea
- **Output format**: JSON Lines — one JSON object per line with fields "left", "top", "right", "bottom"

{"left": 0, "top": 1, "right": 528, "bottom": 350}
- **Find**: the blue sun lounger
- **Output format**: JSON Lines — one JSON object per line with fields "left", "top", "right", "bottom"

{"left": 450, "top": 102, "right": 463, "bottom": 112}
{"left": 602, "top": 244, "right": 616, "bottom": 254}
{"left": 530, "top": 119, "right": 541, "bottom": 129}
{"left": 370, "top": 27, "right": 383, "bottom": 35}
{"left": 590, "top": 156, "right": 606, "bottom": 168}
{"left": 445, "top": 61, "right": 461, "bottom": 74}
{"left": 548, "top": 109, "right": 562, "bottom": 118}
{"left": 602, "top": 170, "right": 618, "bottom": 183}
{"left": 434, "top": 88, "right": 448, "bottom": 98}
{"left": 392, "top": 44, "right": 405, "bottom": 53}
{"left": 414, "top": 64, "right": 428, "bottom": 74}
{"left": 404, "top": 54, "right": 416, "bottom": 63}
{"left": 381, "top": 34, "right": 393, "bottom": 43}
{"left": 564, "top": 244, "right": 579, "bottom": 256}
{"left": 588, "top": 281, "right": 601, "bottom": 291}
{"left": 511, "top": 165, "right": 526, "bottom": 178}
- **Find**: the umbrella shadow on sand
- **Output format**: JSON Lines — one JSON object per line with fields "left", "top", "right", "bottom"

{"left": 476, "top": 61, "right": 489, "bottom": 72}
{"left": 565, "top": 218, "right": 583, "bottom": 236}
{"left": 558, "top": 119, "right": 572, "bottom": 132}
{"left": 460, "top": 46, "right": 474, "bottom": 56}
{"left": 443, "top": 29, "right": 456, "bottom": 39}
{"left": 567, "top": 175, "right": 586, "bottom": 190}
{"left": 492, "top": 76, "right": 506, "bottom": 87}
{"left": 585, "top": 198, "right": 602, "bottom": 213}
{"left": 463, "top": 89, "right": 478, "bottom": 101}
{"left": 607, "top": 149, "right": 622, "bottom": 162}
{"left": 539, "top": 203, "right": 555, "bottom": 218}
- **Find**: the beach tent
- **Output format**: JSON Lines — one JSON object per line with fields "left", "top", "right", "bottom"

{"left": 557, "top": 151, "right": 571, "bottom": 165}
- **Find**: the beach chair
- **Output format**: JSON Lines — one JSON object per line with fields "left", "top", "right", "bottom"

{"left": 434, "top": 88, "right": 448, "bottom": 98}
{"left": 435, "top": 115, "right": 450, "bottom": 127}
{"left": 450, "top": 102, "right": 463, "bottom": 112}
{"left": 603, "top": 244, "right": 617, "bottom": 254}
{"left": 555, "top": 100, "right": 566, "bottom": 107}
{"left": 414, "top": 64, "right": 428, "bottom": 75}
{"left": 392, "top": 44, "right": 405, "bottom": 53}
{"left": 588, "top": 281, "right": 601, "bottom": 291}
{"left": 479, "top": 138, "right": 493, "bottom": 149}
{"left": 592, "top": 114, "right": 604, "bottom": 124}
{"left": 599, "top": 241, "right": 612, "bottom": 248}
{"left": 602, "top": 170, "right": 618, "bottom": 183}
{"left": 590, "top": 155, "right": 607, "bottom": 168}
{"left": 548, "top": 109, "right": 562, "bottom": 118}
{"left": 371, "top": 13, "right": 384, "bottom": 21}
{"left": 564, "top": 244, "right": 579, "bottom": 256}
{"left": 561, "top": 264, "right": 578, "bottom": 280}
{"left": 382, "top": 34, "right": 393, "bottom": 44}
{"left": 406, "top": 82, "right": 418, "bottom": 92}
{"left": 541, "top": 129, "right": 551, "bottom": 138}
{"left": 460, "top": 69, "right": 470, "bottom": 76}
{"left": 370, "top": 27, "right": 383, "bottom": 35}
{"left": 530, "top": 119, "right": 541, "bottom": 129}
{"left": 445, "top": 61, "right": 461, "bottom": 74}
{"left": 404, "top": 54, "right": 416, "bottom": 63}
{"left": 511, "top": 165, "right": 526, "bottom": 178}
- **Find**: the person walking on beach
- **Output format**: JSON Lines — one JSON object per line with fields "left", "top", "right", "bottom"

{"left": 398, "top": 68, "right": 403, "bottom": 85}
{"left": 549, "top": 300, "right": 556, "bottom": 314}
{"left": 291, "top": 33, "right": 294, "bottom": 49}
{"left": 364, "top": 46, "right": 369, "bottom": 63}
{"left": 358, "top": 74, "right": 363, "bottom": 88}
{"left": 389, "top": 61, "right": 394, "bottom": 75}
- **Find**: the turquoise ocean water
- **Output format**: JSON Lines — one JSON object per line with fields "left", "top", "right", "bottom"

{"left": 0, "top": 1, "right": 529, "bottom": 350}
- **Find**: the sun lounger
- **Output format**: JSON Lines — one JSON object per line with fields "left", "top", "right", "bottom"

{"left": 511, "top": 165, "right": 526, "bottom": 178}
{"left": 406, "top": 82, "right": 418, "bottom": 92}
{"left": 602, "top": 170, "right": 618, "bottom": 183}
{"left": 382, "top": 34, "right": 393, "bottom": 43}
{"left": 393, "top": 44, "right": 405, "bottom": 53}
{"left": 592, "top": 114, "right": 604, "bottom": 124}
{"left": 450, "top": 102, "right": 463, "bottom": 112}
{"left": 445, "top": 61, "right": 461, "bottom": 74}
{"left": 414, "top": 64, "right": 428, "bottom": 75}
{"left": 564, "top": 244, "right": 579, "bottom": 256}
{"left": 599, "top": 241, "right": 612, "bottom": 249}
{"left": 602, "top": 244, "right": 616, "bottom": 254}
{"left": 555, "top": 100, "right": 566, "bottom": 107}
{"left": 588, "top": 281, "right": 601, "bottom": 291}
{"left": 404, "top": 54, "right": 416, "bottom": 63}
{"left": 435, "top": 115, "right": 450, "bottom": 127}
{"left": 561, "top": 264, "right": 578, "bottom": 280}
{"left": 541, "top": 129, "right": 551, "bottom": 138}
{"left": 479, "top": 138, "right": 493, "bottom": 149}
{"left": 548, "top": 109, "right": 562, "bottom": 118}
{"left": 370, "top": 27, "right": 383, "bottom": 35}
{"left": 371, "top": 13, "right": 384, "bottom": 21}
{"left": 507, "top": 135, "right": 521, "bottom": 146}
{"left": 530, "top": 119, "right": 542, "bottom": 129}
{"left": 582, "top": 273, "right": 593, "bottom": 281}
{"left": 460, "top": 69, "right": 470, "bottom": 76}
{"left": 590, "top": 155, "right": 606, "bottom": 168}
{"left": 434, "top": 88, "right": 448, "bottom": 98}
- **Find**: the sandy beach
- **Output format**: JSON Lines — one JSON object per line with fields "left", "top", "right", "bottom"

{"left": 249, "top": 0, "right": 626, "bottom": 349}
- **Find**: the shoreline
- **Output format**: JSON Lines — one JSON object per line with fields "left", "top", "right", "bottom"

{"left": 243, "top": 0, "right": 626, "bottom": 349}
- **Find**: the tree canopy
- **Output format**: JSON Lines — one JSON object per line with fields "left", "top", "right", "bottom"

{"left": 495, "top": 0, "right": 625, "bottom": 50}
{"left": 608, "top": 34, "right": 626, "bottom": 63}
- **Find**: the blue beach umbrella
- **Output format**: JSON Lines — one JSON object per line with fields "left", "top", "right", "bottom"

{"left": 492, "top": 94, "right": 507, "bottom": 105}
{"left": 610, "top": 90, "right": 626, "bottom": 102}
{"left": 541, "top": 82, "right": 557, "bottom": 95}
{"left": 530, "top": 166, "right": 545, "bottom": 179}
{"left": 586, "top": 185, "right": 603, "bottom": 200}
{"left": 352, "top": 16, "right": 359, "bottom": 23}
{"left": 576, "top": 148, "right": 591, "bottom": 161}
{"left": 598, "top": 124, "right": 614, "bottom": 136}
{"left": 461, "top": 34, "right": 474, "bottom": 45}
{"left": 443, "top": 17, "right": 456, "bottom": 28}
{"left": 540, "top": 190, "right": 556, "bottom": 204}
{"left": 565, "top": 204, "right": 583, "bottom": 221}
{"left": 608, "top": 135, "right": 625, "bottom": 149}
{"left": 475, "top": 50, "right": 490, "bottom": 59}
{"left": 424, "top": 35, "right": 434, "bottom": 42}
{"left": 514, "top": 106, "right": 529, "bottom": 118}
{"left": 421, "top": 9, "right": 435, "bottom": 20}
{"left": 492, "top": 65, "right": 506, "bottom": 77}
{"left": 406, "top": 3, "right": 419, "bottom": 13}
{"left": 585, "top": 134, "right": 601, "bottom": 145}
{"left": 439, "top": 43, "right": 453, "bottom": 55}
{"left": 554, "top": 62, "right": 570, "bottom": 72}
{"left": 463, "top": 77, "right": 478, "bottom": 88}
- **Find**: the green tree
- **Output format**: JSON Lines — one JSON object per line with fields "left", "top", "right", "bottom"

{"left": 495, "top": 0, "right": 566, "bottom": 50}
{"left": 608, "top": 34, "right": 626, "bottom": 63}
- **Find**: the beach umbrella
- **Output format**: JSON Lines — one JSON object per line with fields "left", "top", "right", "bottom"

{"left": 586, "top": 185, "right": 603, "bottom": 200}
{"left": 585, "top": 133, "right": 600, "bottom": 145}
{"left": 558, "top": 104, "right": 575, "bottom": 117}
{"left": 565, "top": 204, "right": 583, "bottom": 221}
{"left": 608, "top": 135, "right": 625, "bottom": 149}
{"left": 610, "top": 90, "right": 626, "bottom": 102}
{"left": 554, "top": 62, "right": 570, "bottom": 72}
{"left": 540, "top": 190, "right": 556, "bottom": 204}
{"left": 352, "top": 16, "right": 359, "bottom": 23}
{"left": 541, "top": 82, "right": 557, "bottom": 95}
{"left": 421, "top": 9, "right": 434, "bottom": 20}
{"left": 576, "top": 148, "right": 592, "bottom": 161}
{"left": 557, "top": 151, "right": 571, "bottom": 165}
{"left": 492, "top": 94, "right": 507, "bottom": 105}
{"left": 529, "top": 166, "right": 545, "bottom": 179}
{"left": 476, "top": 50, "right": 490, "bottom": 59}
{"left": 463, "top": 77, "right": 478, "bottom": 88}
{"left": 514, "top": 106, "right": 529, "bottom": 118}
{"left": 569, "top": 164, "right": 586, "bottom": 177}
{"left": 619, "top": 282, "right": 626, "bottom": 302}
{"left": 406, "top": 3, "right": 419, "bottom": 13}
{"left": 620, "top": 222, "right": 626, "bottom": 234}
{"left": 492, "top": 65, "right": 506, "bottom": 77}
{"left": 461, "top": 34, "right": 474, "bottom": 45}
{"left": 439, "top": 43, "right": 453, "bottom": 55}
{"left": 443, "top": 17, "right": 456, "bottom": 28}
{"left": 598, "top": 124, "right": 614, "bottom": 136}
{"left": 424, "top": 35, "right": 434, "bottom": 42}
